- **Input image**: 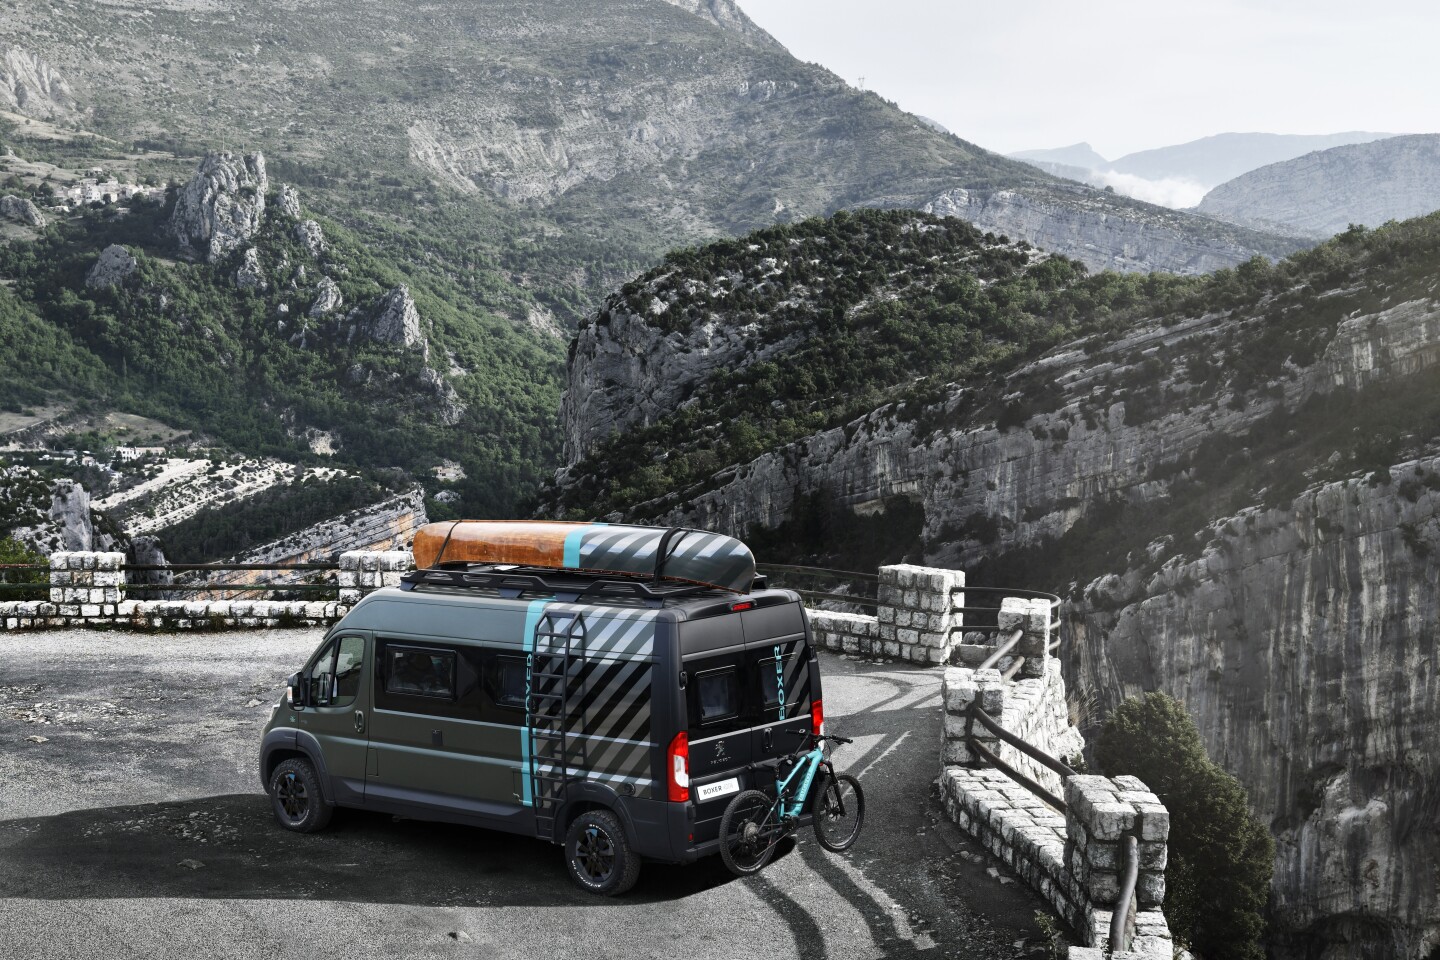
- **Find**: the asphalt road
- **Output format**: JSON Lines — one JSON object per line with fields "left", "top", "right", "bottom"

{"left": 0, "top": 630, "right": 1056, "bottom": 960}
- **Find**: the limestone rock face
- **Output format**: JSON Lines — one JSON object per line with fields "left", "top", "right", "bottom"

{"left": 924, "top": 185, "right": 1264, "bottom": 275}
{"left": 556, "top": 263, "right": 1440, "bottom": 957}
{"left": 1198, "top": 134, "right": 1440, "bottom": 239}
{"left": 234, "top": 246, "right": 266, "bottom": 291}
{"left": 420, "top": 367, "right": 466, "bottom": 426}
{"left": 9, "top": 477, "right": 96, "bottom": 555}
{"left": 294, "top": 219, "right": 325, "bottom": 257}
{"left": 308, "top": 277, "right": 343, "bottom": 317}
{"left": 0, "top": 194, "right": 47, "bottom": 228}
{"left": 362, "top": 284, "right": 424, "bottom": 350}
{"left": 0, "top": 47, "right": 73, "bottom": 119}
{"left": 85, "top": 245, "right": 138, "bottom": 289}
{"left": 274, "top": 184, "right": 302, "bottom": 220}
{"left": 169, "top": 151, "right": 269, "bottom": 262}
{"left": 658, "top": 0, "right": 783, "bottom": 48}
{"left": 563, "top": 294, "right": 803, "bottom": 465}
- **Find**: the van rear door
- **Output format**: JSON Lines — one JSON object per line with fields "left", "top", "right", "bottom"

{"left": 741, "top": 603, "right": 815, "bottom": 765}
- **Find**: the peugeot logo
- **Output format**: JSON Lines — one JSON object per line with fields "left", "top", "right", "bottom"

{"left": 715, "top": 739, "right": 727, "bottom": 759}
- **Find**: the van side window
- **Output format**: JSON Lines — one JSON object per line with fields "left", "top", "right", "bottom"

{"left": 490, "top": 656, "right": 528, "bottom": 710}
{"left": 384, "top": 646, "right": 457, "bottom": 700}
{"left": 696, "top": 667, "right": 738, "bottom": 724}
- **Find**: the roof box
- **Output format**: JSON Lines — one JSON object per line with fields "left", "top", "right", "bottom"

{"left": 411, "top": 521, "right": 757, "bottom": 594}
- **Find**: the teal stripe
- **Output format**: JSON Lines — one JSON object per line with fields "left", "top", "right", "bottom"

{"left": 520, "top": 598, "right": 551, "bottom": 808}
{"left": 563, "top": 522, "right": 607, "bottom": 569}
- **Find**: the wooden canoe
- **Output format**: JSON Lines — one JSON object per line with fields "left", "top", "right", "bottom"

{"left": 411, "top": 521, "right": 757, "bottom": 594}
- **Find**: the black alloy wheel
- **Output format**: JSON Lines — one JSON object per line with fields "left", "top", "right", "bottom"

{"left": 564, "top": 809, "right": 641, "bottom": 896}
{"left": 267, "top": 757, "right": 335, "bottom": 833}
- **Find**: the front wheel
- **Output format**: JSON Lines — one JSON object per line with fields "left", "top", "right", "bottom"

{"left": 719, "top": 790, "right": 779, "bottom": 876}
{"left": 268, "top": 757, "right": 334, "bottom": 833}
{"left": 812, "top": 773, "right": 864, "bottom": 852}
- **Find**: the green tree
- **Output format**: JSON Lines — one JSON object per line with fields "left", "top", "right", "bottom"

{"left": 1097, "top": 692, "right": 1274, "bottom": 960}
{"left": 0, "top": 537, "right": 48, "bottom": 600}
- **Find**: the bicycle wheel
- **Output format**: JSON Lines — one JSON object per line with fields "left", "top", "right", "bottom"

{"left": 720, "top": 790, "right": 780, "bottom": 876}
{"left": 812, "top": 773, "right": 864, "bottom": 852}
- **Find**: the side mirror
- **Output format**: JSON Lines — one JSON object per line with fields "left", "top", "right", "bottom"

{"left": 287, "top": 672, "right": 306, "bottom": 708}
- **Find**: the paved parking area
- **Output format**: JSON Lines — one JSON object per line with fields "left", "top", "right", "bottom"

{"left": 0, "top": 630, "right": 1054, "bottom": 959}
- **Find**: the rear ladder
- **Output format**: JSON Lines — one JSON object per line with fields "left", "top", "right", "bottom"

{"left": 527, "top": 611, "right": 588, "bottom": 841}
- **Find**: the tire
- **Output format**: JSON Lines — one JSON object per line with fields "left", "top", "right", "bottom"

{"left": 719, "top": 789, "right": 780, "bottom": 876}
{"left": 812, "top": 773, "right": 864, "bottom": 852}
{"left": 564, "top": 809, "right": 641, "bottom": 896}
{"left": 268, "top": 757, "right": 334, "bottom": 833}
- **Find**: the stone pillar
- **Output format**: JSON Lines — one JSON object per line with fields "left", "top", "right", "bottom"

{"left": 338, "top": 550, "right": 413, "bottom": 604}
{"left": 1064, "top": 774, "right": 1171, "bottom": 953}
{"left": 48, "top": 552, "right": 124, "bottom": 616}
{"left": 877, "top": 563, "right": 964, "bottom": 664}
{"left": 942, "top": 665, "right": 1003, "bottom": 765}
{"left": 999, "top": 595, "right": 1052, "bottom": 679}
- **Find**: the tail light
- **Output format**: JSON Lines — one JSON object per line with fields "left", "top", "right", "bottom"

{"left": 667, "top": 731, "right": 690, "bottom": 802}
{"left": 811, "top": 699, "right": 824, "bottom": 738}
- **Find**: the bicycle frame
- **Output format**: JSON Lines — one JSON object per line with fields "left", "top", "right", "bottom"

{"left": 773, "top": 744, "right": 827, "bottom": 819}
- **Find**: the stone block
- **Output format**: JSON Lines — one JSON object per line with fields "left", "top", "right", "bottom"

{"left": 943, "top": 667, "right": 976, "bottom": 713}
{"left": 842, "top": 637, "right": 860, "bottom": 655}
{"left": 943, "top": 740, "right": 973, "bottom": 765}
{"left": 1090, "top": 802, "right": 1138, "bottom": 842}
{"left": 1085, "top": 839, "right": 1119, "bottom": 870}
{"left": 1137, "top": 803, "right": 1170, "bottom": 842}
{"left": 1137, "top": 871, "right": 1165, "bottom": 906}
{"left": 1138, "top": 841, "right": 1167, "bottom": 871}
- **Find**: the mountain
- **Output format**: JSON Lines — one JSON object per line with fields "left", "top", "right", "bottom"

{"left": 546, "top": 208, "right": 1440, "bottom": 959}
{"left": 0, "top": 0, "right": 1299, "bottom": 280}
{"left": 1197, "top": 133, "right": 1440, "bottom": 239}
{"left": 1110, "top": 131, "right": 1398, "bottom": 191}
{"left": 1010, "top": 142, "right": 1110, "bottom": 170}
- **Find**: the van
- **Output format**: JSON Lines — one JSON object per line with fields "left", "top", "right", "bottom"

{"left": 258, "top": 525, "right": 824, "bottom": 895}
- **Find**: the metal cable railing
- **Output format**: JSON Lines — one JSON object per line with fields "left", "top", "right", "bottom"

{"left": 966, "top": 703, "right": 1077, "bottom": 812}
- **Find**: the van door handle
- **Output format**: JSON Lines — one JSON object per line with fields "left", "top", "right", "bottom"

{"left": 354, "top": 710, "right": 365, "bottom": 733}
{"left": 763, "top": 729, "right": 773, "bottom": 751}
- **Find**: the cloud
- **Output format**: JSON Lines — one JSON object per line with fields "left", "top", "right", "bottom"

{"left": 1092, "top": 170, "right": 1208, "bottom": 209}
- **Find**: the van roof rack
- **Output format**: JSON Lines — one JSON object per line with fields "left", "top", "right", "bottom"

{"left": 399, "top": 563, "right": 760, "bottom": 607}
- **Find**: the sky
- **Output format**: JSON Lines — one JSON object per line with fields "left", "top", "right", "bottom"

{"left": 734, "top": 0, "right": 1439, "bottom": 160}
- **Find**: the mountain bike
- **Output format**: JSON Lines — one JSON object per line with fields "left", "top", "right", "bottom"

{"left": 718, "top": 732, "right": 865, "bottom": 876}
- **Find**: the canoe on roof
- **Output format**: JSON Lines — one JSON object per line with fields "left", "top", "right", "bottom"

{"left": 411, "top": 521, "right": 758, "bottom": 594}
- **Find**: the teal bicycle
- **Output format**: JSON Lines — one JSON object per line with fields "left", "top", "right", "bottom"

{"left": 718, "top": 733, "right": 865, "bottom": 876}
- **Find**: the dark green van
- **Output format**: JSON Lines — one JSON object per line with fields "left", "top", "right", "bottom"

{"left": 259, "top": 563, "right": 824, "bottom": 894}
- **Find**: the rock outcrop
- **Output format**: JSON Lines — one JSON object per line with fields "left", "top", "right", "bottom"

{"left": 1198, "top": 134, "right": 1440, "bottom": 240}
{"left": 308, "top": 277, "right": 343, "bottom": 317}
{"left": 5, "top": 473, "right": 96, "bottom": 556}
{"left": 85, "top": 245, "right": 138, "bottom": 289}
{"left": 274, "top": 184, "right": 302, "bottom": 220}
{"left": 0, "top": 47, "right": 73, "bottom": 119}
{"left": 169, "top": 151, "right": 269, "bottom": 262}
{"left": 419, "top": 367, "right": 466, "bottom": 426}
{"left": 361, "top": 284, "right": 424, "bottom": 351}
{"left": 294, "top": 219, "right": 325, "bottom": 257}
{"left": 234, "top": 246, "right": 266, "bottom": 291}
{"left": 658, "top": 0, "right": 784, "bottom": 49}
{"left": 0, "top": 194, "right": 47, "bottom": 228}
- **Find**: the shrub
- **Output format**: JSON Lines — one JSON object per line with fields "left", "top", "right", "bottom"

{"left": 1097, "top": 692, "right": 1274, "bottom": 960}
{"left": 0, "top": 536, "right": 48, "bottom": 600}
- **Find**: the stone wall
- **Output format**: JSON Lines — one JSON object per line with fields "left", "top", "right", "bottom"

{"left": 0, "top": 549, "right": 413, "bottom": 630}
{"left": 808, "top": 563, "right": 963, "bottom": 665}
{"left": 941, "top": 646, "right": 1173, "bottom": 958}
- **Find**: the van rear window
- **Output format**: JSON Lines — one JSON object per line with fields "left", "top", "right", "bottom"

{"left": 696, "top": 668, "right": 738, "bottom": 724}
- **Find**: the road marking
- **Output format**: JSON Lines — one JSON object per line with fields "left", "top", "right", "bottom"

{"left": 855, "top": 730, "right": 910, "bottom": 781}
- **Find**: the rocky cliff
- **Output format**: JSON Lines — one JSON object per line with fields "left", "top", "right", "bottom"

{"left": 168, "top": 151, "right": 269, "bottom": 262}
{"left": 0, "top": 47, "right": 74, "bottom": 119}
{"left": 1199, "top": 134, "right": 1440, "bottom": 240}
{"left": 551, "top": 211, "right": 1440, "bottom": 958}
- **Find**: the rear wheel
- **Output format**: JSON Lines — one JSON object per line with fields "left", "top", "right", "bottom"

{"left": 268, "top": 757, "right": 334, "bottom": 833}
{"left": 564, "top": 809, "right": 641, "bottom": 896}
{"left": 719, "top": 789, "right": 779, "bottom": 876}
{"left": 812, "top": 773, "right": 864, "bottom": 852}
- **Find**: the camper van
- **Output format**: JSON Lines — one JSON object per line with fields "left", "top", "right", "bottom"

{"left": 258, "top": 522, "right": 826, "bottom": 895}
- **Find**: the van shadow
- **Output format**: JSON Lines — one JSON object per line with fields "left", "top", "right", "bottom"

{"left": 0, "top": 794, "right": 796, "bottom": 906}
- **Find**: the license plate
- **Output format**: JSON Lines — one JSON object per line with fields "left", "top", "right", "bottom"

{"left": 697, "top": 777, "right": 740, "bottom": 802}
